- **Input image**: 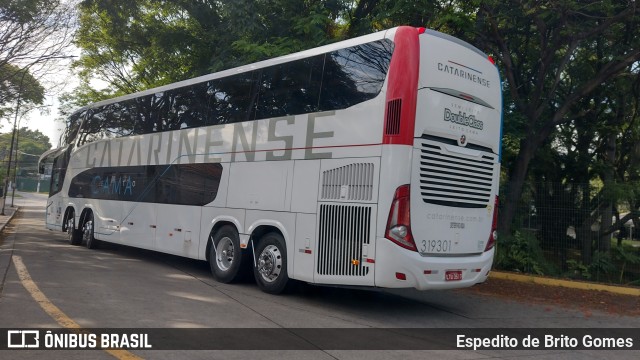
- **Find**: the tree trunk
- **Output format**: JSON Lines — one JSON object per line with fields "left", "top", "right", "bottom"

{"left": 498, "top": 138, "right": 536, "bottom": 237}
{"left": 577, "top": 218, "right": 593, "bottom": 265}
{"left": 598, "top": 132, "right": 616, "bottom": 253}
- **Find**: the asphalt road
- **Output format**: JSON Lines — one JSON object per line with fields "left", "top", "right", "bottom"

{"left": 0, "top": 192, "right": 638, "bottom": 359}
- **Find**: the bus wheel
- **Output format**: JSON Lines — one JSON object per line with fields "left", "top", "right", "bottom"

{"left": 82, "top": 212, "right": 99, "bottom": 249}
{"left": 254, "top": 232, "right": 289, "bottom": 294}
{"left": 66, "top": 211, "right": 82, "bottom": 246}
{"left": 209, "top": 225, "right": 244, "bottom": 283}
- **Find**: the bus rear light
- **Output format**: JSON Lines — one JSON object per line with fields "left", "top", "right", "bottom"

{"left": 395, "top": 272, "right": 407, "bottom": 280}
{"left": 385, "top": 185, "right": 417, "bottom": 252}
{"left": 485, "top": 196, "right": 499, "bottom": 251}
{"left": 417, "top": 27, "right": 426, "bottom": 34}
{"left": 488, "top": 55, "right": 496, "bottom": 65}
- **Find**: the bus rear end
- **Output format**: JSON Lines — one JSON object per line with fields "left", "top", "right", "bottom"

{"left": 377, "top": 27, "right": 501, "bottom": 290}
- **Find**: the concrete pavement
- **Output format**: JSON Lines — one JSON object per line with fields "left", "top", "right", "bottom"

{"left": 0, "top": 191, "right": 48, "bottom": 232}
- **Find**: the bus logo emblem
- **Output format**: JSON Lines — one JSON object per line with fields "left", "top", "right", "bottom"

{"left": 458, "top": 135, "right": 467, "bottom": 146}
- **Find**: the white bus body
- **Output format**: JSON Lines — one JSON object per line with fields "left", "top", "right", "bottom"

{"left": 40, "top": 26, "right": 502, "bottom": 293}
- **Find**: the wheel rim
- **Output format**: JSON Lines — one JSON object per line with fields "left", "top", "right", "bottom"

{"left": 83, "top": 220, "right": 93, "bottom": 243}
{"left": 257, "top": 244, "right": 282, "bottom": 283}
{"left": 215, "top": 236, "right": 235, "bottom": 271}
{"left": 66, "top": 217, "right": 74, "bottom": 238}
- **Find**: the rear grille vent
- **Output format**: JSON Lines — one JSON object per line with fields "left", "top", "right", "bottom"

{"left": 321, "top": 163, "right": 374, "bottom": 201}
{"left": 317, "top": 204, "right": 371, "bottom": 276}
{"left": 419, "top": 139, "right": 497, "bottom": 208}
{"left": 385, "top": 99, "right": 402, "bottom": 135}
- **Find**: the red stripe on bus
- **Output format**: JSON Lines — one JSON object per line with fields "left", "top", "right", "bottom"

{"left": 226, "top": 142, "right": 383, "bottom": 155}
{"left": 383, "top": 26, "right": 420, "bottom": 145}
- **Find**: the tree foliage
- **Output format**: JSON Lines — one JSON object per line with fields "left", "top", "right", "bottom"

{"left": 0, "top": 63, "right": 45, "bottom": 118}
{"left": 0, "top": 127, "right": 52, "bottom": 181}
{"left": 71, "top": 0, "right": 346, "bottom": 97}
{"left": 0, "top": 0, "right": 75, "bottom": 127}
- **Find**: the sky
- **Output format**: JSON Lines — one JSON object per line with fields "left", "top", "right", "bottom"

{"left": 23, "top": 97, "right": 64, "bottom": 148}
{"left": 3, "top": 63, "right": 75, "bottom": 150}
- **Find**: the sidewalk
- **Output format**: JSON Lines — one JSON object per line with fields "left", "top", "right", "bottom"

{"left": 0, "top": 198, "right": 18, "bottom": 233}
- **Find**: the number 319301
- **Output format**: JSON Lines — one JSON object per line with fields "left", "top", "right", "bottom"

{"left": 421, "top": 239, "right": 452, "bottom": 253}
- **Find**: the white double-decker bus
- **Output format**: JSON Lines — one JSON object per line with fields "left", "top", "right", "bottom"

{"left": 40, "top": 26, "right": 502, "bottom": 294}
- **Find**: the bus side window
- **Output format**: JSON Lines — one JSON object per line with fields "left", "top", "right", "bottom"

{"left": 255, "top": 55, "right": 324, "bottom": 120}
{"left": 319, "top": 40, "right": 394, "bottom": 112}
{"left": 78, "top": 104, "right": 135, "bottom": 145}
{"left": 208, "top": 71, "right": 260, "bottom": 125}
{"left": 60, "top": 110, "right": 85, "bottom": 147}
{"left": 162, "top": 83, "right": 210, "bottom": 131}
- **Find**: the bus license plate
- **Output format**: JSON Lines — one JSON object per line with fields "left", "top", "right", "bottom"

{"left": 445, "top": 270, "right": 462, "bottom": 281}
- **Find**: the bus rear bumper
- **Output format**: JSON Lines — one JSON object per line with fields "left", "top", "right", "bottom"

{"left": 374, "top": 238, "right": 495, "bottom": 290}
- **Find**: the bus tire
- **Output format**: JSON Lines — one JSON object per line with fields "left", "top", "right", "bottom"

{"left": 254, "top": 232, "right": 289, "bottom": 294}
{"left": 66, "top": 211, "right": 82, "bottom": 246}
{"left": 82, "top": 212, "right": 99, "bottom": 250}
{"left": 209, "top": 225, "right": 244, "bottom": 283}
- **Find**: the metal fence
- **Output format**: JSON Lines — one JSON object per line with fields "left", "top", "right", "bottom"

{"left": 15, "top": 176, "right": 49, "bottom": 193}
{"left": 495, "top": 182, "right": 640, "bottom": 287}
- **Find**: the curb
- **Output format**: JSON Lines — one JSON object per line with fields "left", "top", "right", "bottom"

{"left": 0, "top": 207, "right": 19, "bottom": 233}
{"left": 490, "top": 271, "right": 640, "bottom": 296}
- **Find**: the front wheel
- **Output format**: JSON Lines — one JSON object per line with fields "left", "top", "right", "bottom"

{"left": 254, "top": 232, "right": 289, "bottom": 294}
{"left": 82, "top": 212, "right": 99, "bottom": 249}
{"left": 66, "top": 211, "right": 82, "bottom": 246}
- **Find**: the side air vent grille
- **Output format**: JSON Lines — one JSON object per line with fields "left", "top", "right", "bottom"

{"left": 317, "top": 204, "right": 371, "bottom": 276}
{"left": 385, "top": 99, "right": 402, "bottom": 135}
{"left": 321, "top": 163, "right": 374, "bottom": 201}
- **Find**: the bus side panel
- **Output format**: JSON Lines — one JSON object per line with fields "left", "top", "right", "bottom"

{"left": 155, "top": 204, "right": 202, "bottom": 258}
{"left": 119, "top": 202, "right": 156, "bottom": 250}
{"left": 290, "top": 160, "right": 321, "bottom": 282}
{"left": 45, "top": 194, "right": 64, "bottom": 231}
{"left": 91, "top": 199, "right": 122, "bottom": 241}
{"left": 293, "top": 213, "right": 316, "bottom": 282}
{"left": 227, "top": 161, "right": 294, "bottom": 212}
{"left": 290, "top": 160, "right": 321, "bottom": 214}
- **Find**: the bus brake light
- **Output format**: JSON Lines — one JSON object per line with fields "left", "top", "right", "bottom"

{"left": 485, "top": 196, "right": 499, "bottom": 251}
{"left": 385, "top": 185, "right": 417, "bottom": 251}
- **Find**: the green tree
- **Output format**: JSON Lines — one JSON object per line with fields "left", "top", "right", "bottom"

{"left": 1, "top": 0, "right": 75, "bottom": 132}
{"left": 0, "top": 127, "right": 52, "bottom": 183}
{"left": 0, "top": 63, "right": 45, "bottom": 119}
{"left": 473, "top": 1, "right": 640, "bottom": 239}
{"left": 70, "top": 0, "right": 346, "bottom": 100}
